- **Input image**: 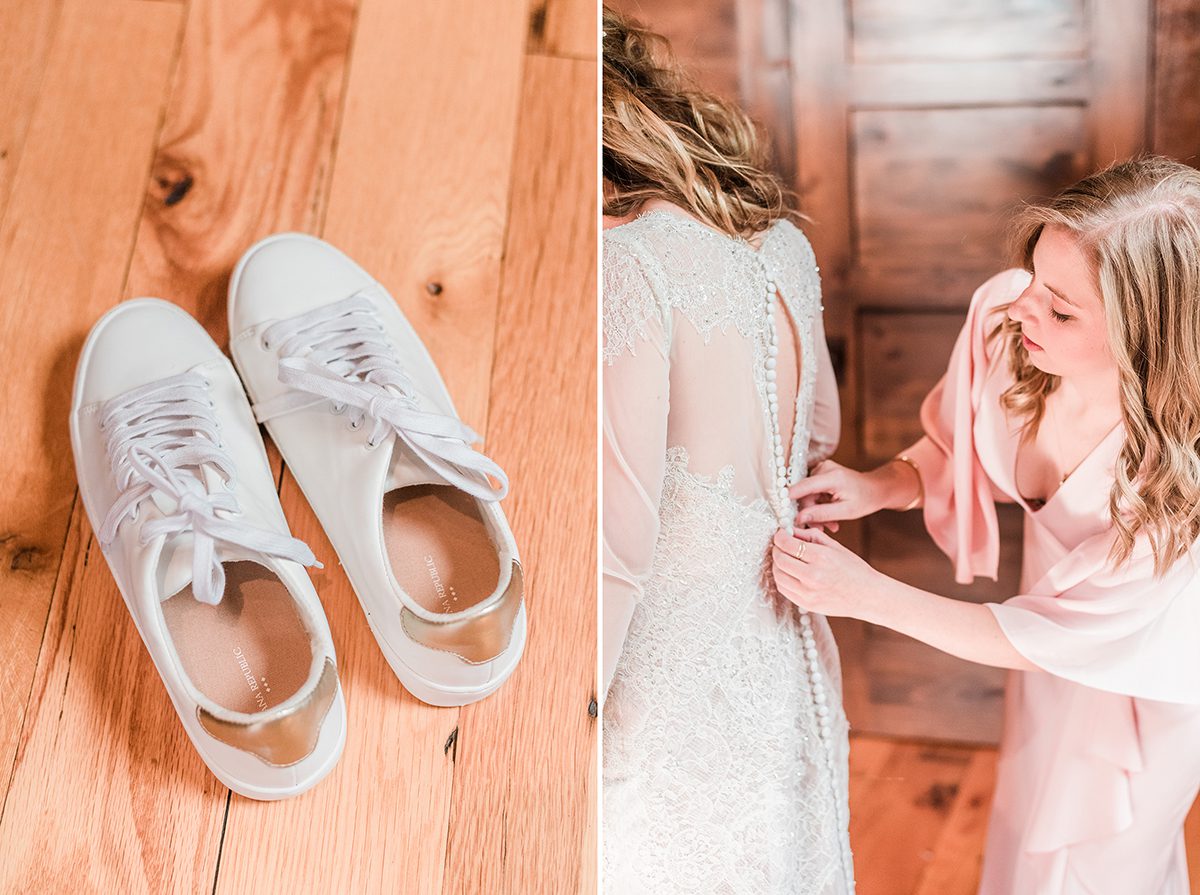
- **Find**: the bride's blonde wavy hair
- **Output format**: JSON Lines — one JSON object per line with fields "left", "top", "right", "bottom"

{"left": 602, "top": 6, "right": 792, "bottom": 238}
{"left": 988, "top": 156, "right": 1200, "bottom": 577}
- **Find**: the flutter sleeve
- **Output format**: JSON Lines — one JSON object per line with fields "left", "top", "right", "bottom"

{"left": 902, "top": 269, "right": 1029, "bottom": 584}
{"left": 988, "top": 530, "right": 1200, "bottom": 703}
{"left": 601, "top": 238, "right": 672, "bottom": 699}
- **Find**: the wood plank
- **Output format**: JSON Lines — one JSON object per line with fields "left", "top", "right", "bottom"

{"left": 858, "top": 311, "right": 961, "bottom": 462}
{"left": 735, "top": 0, "right": 796, "bottom": 188}
{"left": 914, "top": 749, "right": 998, "bottom": 895}
{"left": 848, "top": 738, "right": 977, "bottom": 894}
{"left": 1188, "top": 789, "right": 1200, "bottom": 895}
{"left": 0, "top": 476, "right": 226, "bottom": 893}
{"left": 789, "top": 0, "right": 858, "bottom": 557}
{"left": 213, "top": 2, "right": 533, "bottom": 892}
{"left": 853, "top": 105, "right": 1090, "bottom": 283}
{"left": 0, "top": 0, "right": 184, "bottom": 847}
{"left": 608, "top": 0, "right": 742, "bottom": 101}
{"left": 0, "top": 0, "right": 65, "bottom": 225}
{"left": 851, "top": 735, "right": 1200, "bottom": 895}
{"left": 789, "top": 0, "right": 851, "bottom": 289}
{"left": 529, "top": 0, "right": 597, "bottom": 59}
{"left": 1151, "top": 0, "right": 1200, "bottom": 163}
{"left": 0, "top": 0, "right": 358, "bottom": 889}
{"left": 1088, "top": 0, "right": 1150, "bottom": 165}
{"left": 847, "top": 308, "right": 1023, "bottom": 743}
{"left": 850, "top": 59, "right": 1089, "bottom": 108}
{"left": 128, "top": 0, "right": 357, "bottom": 337}
{"left": 843, "top": 620, "right": 1007, "bottom": 745}
{"left": 850, "top": 264, "right": 1028, "bottom": 310}
{"left": 319, "top": 0, "right": 528, "bottom": 430}
{"left": 442, "top": 53, "right": 597, "bottom": 895}
{"left": 849, "top": 0, "right": 1086, "bottom": 63}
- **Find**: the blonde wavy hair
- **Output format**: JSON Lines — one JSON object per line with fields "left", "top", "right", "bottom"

{"left": 988, "top": 156, "right": 1200, "bottom": 577}
{"left": 602, "top": 6, "right": 791, "bottom": 238}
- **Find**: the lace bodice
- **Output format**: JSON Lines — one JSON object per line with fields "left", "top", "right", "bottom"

{"left": 602, "top": 209, "right": 853, "bottom": 893}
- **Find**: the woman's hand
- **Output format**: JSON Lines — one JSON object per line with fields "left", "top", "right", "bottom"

{"left": 770, "top": 527, "right": 887, "bottom": 619}
{"left": 789, "top": 457, "right": 923, "bottom": 526}
{"left": 788, "top": 459, "right": 886, "bottom": 527}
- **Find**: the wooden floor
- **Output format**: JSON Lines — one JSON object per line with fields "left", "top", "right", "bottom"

{"left": 0, "top": 1, "right": 596, "bottom": 892}
{"left": 850, "top": 734, "right": 1200, "bottom": 894}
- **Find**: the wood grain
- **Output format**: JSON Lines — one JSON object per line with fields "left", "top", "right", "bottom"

{"left": 850, "top": 59, "right": 1089, "bottom": 108}
{"left": 129, "top": 0, "right": 357, "bottom": 339}
{"left": 0, "top": 0, "right": 184, "bottom": 853}
{"left": 849, "top": 739, "right": 975, "bottom": 894}
{"left": 530, "top": 0, "right": 597, "bottom": 59}
{"left": 1088, "top": 0, "right": 1151, "bottom": 165}
{"left": 854, "top": 106, "right": 1090, "bottom": 288}
{"left": 849, "top": 0, "right": 1086, "bottom": 62}
{"left": 912, "top": 749, "right": 997, "bottom": 895}
{"left": 858, "top": 312, "right": 961, "bottom": 462}
{"left": 211, "top": 2, "right": 586, "bottom": 893}
{"left": 0, "top": 0, "right": 64, "bottom": 226}
{"left": 851, "top": 734, "right": 1200, "bottom": 894}
{"left": 0, "top": 3, "right": 194, "bottom": 887}
{"left": 1152, "top": 0, "right": 1200, "bottom": 163}
{"left": 442, "top": 53, "right": 597, "bottom": 895}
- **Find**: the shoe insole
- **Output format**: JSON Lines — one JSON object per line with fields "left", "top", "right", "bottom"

{"left": 162, "top": 561, "right": 311, "bottom": 714}
{"left": 383, "top": 484, "right": 500, "bottom": 614}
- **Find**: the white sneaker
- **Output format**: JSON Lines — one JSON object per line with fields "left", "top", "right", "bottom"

{"left": 70, "top": 299, "right": 346, "bottom": 800}
{"left": 228, "top": 233, "right": 526, "bottom": 707}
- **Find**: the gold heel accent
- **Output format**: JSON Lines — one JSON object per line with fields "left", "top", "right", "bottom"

{"left": 197, "top": 657, "right": 338, "bottom": 767}
{"left": 400, "top": 561, "right": 524, "bottom": 664}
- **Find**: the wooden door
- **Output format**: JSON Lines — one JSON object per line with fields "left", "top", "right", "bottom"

{"left": 791, "top": 0, "right": 1149, "bottom": 742}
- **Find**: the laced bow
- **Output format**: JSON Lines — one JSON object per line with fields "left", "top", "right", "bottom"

{"left": 98, "top": 371, "right": 320, "bottom": 605}
{"left": 253, "top": 295, "right": 508, "bottom": 501}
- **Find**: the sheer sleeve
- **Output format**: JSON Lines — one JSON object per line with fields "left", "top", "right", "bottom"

{"left": 988, "top": 532, "right": 1200, "bottom": 703}
{"left": 602, "top": 240, "right": 671, "bottom": 699}
{"left": 806, "top": 307, "right": 841, "bottom": 469}
{"left": 902, "top": 268, "right": 1029, "bottom": 584}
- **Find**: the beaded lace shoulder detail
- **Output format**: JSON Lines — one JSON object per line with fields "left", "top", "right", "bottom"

{"left": 602, "top": 212, "right": 822, "bottom": 365}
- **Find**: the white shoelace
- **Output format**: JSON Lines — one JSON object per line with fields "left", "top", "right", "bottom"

{"left": 97, "top": 370, "right": 320, "bottom": 605}
{"left": 253, "top": 295, "right": 509, "bottom": 501}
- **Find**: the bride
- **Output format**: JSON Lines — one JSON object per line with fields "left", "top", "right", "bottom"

{"left": 601, "top": 8, "right": 855, "bottom": 892}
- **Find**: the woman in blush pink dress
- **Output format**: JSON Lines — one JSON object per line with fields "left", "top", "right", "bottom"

{"left": 772, "top": 155, "right": 1200, "bottom": 895}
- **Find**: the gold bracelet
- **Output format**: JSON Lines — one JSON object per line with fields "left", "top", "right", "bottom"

{"left": 892, "top": 454, "right": 923, "bottom": 511}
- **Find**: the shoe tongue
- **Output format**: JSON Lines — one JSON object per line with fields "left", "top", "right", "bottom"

{"left": 147, "top": 463, "right": 262, "bottom": 601}
{"left": 158, "top": 534, "right": 263, "bottom": 602}
{"left": 383, "top": 439, "right": 456, "bottom": 492}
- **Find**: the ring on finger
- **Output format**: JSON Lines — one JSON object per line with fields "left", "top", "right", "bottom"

{"left": 791, "top": 540, "right": 806, "bottom": 562}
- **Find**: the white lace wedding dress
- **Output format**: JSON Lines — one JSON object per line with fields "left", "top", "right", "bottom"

{"left": 602, "top": 207, "right": 854, "bottom": 894}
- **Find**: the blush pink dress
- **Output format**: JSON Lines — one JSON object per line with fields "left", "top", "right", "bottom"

{"left": 905, "top": 267, "right": 1200, "bottom": 895}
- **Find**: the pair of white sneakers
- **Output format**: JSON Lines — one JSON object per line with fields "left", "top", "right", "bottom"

{"left": 69, "top": 233, "right": 527, "bottom": 800}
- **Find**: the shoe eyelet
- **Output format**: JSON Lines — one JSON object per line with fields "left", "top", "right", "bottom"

{"left": 365, "top": 439, "right": 378, "bottom": 451}
{"left": 349, "top": 419, "right": 361, "bottom": 430}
